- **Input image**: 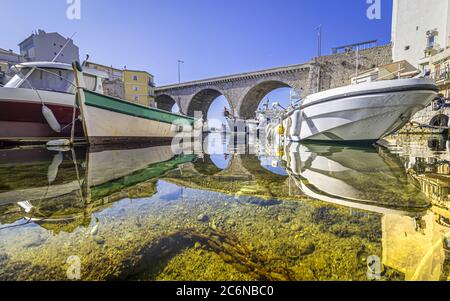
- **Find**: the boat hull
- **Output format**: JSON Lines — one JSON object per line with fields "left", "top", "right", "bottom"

{"left": 284, "top": 79, "right": 438, "bottom": 143}
{"left": 0, "top": 88, "right": 84, "bottom": 145}
{"left": 79, "top": 89, "right": 194, "bottom": 145}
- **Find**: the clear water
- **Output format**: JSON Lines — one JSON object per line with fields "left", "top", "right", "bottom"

{"left": 0, "top": 133, "right": 449, "bottom": 281}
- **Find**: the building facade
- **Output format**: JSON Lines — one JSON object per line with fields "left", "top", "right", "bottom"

{"left": 392, "top": 0, "right": 450, "bottom": 129}
{"left": 0, "top": 48, "right": 23, "bottom": 85}
{"left": 123, "top": 70, "right": 155, "bottom": 107}
{"left": 18, "top": 30, "right": 79, "bottom": 64}
{"left": 84, "top": 61, "right": 155, "bottom": 107}
{"left": 392, "top": 0, "right": 450, "bottom": 70}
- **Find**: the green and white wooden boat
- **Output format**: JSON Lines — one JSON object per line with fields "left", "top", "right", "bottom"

{"left": 73, "top": 62, "right": 194, "bottom": 145}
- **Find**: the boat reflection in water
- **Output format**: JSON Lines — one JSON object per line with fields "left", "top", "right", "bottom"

{"left": 0, "top": 133, "right": 449, "bottom": 281}
{"left": 282, "top": 143, "right": 429, "bottom": 215}
{"left": 280, "top": 141, "right": 450, "bottom": 281}
{"left": 0, "top": 143, "right": 195, "bottom": 234}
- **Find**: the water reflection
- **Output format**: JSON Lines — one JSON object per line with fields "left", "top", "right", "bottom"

{"left": 0, "top": 134, "right": 448, "bottom": 281}
{"left": 282, "top": 143, "right": 429, "bottom": 214}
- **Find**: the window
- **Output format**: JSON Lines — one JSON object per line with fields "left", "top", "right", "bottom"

{"left": 83, "top": 74, "right": 97, "bottom": 91}
{"left": 134, "top": 95, "right": 139, "bottom": 102}
{"left": 427, "top": 30, "right": 438, "bottom": 48}
{"left": 428, "top": 35, "right": 435, "bottom": 48}
{"left": 132, "top": 75, "right": 138, "bottom": 81}
{"left": 10, "top": 67, "right": 76, "bottom": 93}
{"left": 133, "top": 86, "right": 139, "bottom": 92}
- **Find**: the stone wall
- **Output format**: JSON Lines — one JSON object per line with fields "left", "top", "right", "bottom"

{"left": 103, "top": 79, "right": 125, "bottom": 99}
{"left": 311, "top": 44, "right": 393, "bottom": 93}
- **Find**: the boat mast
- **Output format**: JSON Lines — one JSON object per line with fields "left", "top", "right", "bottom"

{"left": 52, "top": 33, "right": 77, "bottom": 63}
{"left": 316, "top": 25, "right": 322, "bottom": 92}
{"left": 355, "top": 45, "right": 360, "bottom": 79}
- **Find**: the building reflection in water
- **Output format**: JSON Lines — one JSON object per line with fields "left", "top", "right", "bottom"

{"left": 275, "top": 134, "right": 450, "bottom": 281}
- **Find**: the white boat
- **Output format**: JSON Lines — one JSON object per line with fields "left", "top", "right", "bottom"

{"left": 0, "top": 62, "right": 107, "bottom": 145}
{"left": 281, "top": 78, "right": 439, "bottom": 143}
{"left": 73, "top": 62, "right": 195, "bottom": 145}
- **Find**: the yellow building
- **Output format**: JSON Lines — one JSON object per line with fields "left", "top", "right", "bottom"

{"left": 84, "top": 61, "right": 155, "bottom": 107}
{"left": 123, "top": 70, "right": 155, "bottom": 107}
{"left": 0, "top": 62, "right": 8, "bottom": 84}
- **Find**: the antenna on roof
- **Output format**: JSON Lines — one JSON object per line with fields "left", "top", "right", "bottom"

{"left": 51, "top": 32, "right": 77, "bottom": 63}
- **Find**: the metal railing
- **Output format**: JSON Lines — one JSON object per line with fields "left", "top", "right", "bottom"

{"left": 434, "top": 66, "right": 450, "bottom": 81}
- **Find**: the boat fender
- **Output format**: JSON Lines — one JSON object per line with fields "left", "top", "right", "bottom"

{"left": 47, "top": 152, "right": 64, "bottom": 184}
{"left": 42, "top": 105, "right": 62, "bottom": 133}
{"left": 278, "top": 125, "right": 285, "bottom": 135}
{"left": 290, "top": 111, "right": 302, "bottom": 138}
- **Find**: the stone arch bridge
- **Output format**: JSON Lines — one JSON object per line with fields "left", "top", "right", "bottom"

{"left": 155, "top": 45, "right": 392, "bottom": 119}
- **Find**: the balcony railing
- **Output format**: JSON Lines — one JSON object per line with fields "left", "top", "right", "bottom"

{"left": 435, "top": 66, "right": 450, "bottom": 82}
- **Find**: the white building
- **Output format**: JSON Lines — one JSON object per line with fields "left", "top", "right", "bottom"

{"left": 18, "top": 30, "right": 79, "bottom": 64}
{"left": 0, "top": 48, "right": 23, "bottom": 85}
{"left": 392, "top": 0, "right": 450, "bottom": 70}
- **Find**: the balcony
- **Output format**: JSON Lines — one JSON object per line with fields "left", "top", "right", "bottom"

{"left": 434, "top": 66, "right": 450, "bottom": 83}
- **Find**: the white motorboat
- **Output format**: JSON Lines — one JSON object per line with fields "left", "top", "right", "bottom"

{"left": 0, "top": 61, "right": 107, "bottom": 144}
{"left": 281, "top": 78, "right": 439, "bottom": 143}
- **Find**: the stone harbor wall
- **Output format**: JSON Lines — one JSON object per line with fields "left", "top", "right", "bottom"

{"left": 311, "top": 44, "right": 393, "bottom": 92}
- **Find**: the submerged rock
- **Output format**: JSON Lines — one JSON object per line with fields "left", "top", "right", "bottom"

{"left": 299, "top": 243, "right": 316, "bottom": 256}
{"left": 197, "top": 214, "right": 209, "bottom": 223}
{"left": 290, "top": 224, "right": 302, "bottom": 231}
{"left": 23, "top": 235, "right": 47, "bottom": 248}
{"left": 0, "top": 253, "right": 9, "bottom": 263}
{"left": 277, "top": 215, "right": 291, "bottom": 224}
{"left": 94, "top": 236, "right": 105, "bottom": 245}
{"left": 226, "top": 219, "right": 236, "bottom": 226}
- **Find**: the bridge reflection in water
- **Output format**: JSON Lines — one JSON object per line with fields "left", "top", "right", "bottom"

{"left": 0, "top": 133, "right": 449, "bottom": 281}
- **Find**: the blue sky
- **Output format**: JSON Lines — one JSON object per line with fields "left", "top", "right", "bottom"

{"left": 0, "top": 0, "right": 393, "bottom": 125}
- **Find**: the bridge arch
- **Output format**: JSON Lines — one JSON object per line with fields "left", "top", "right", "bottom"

{"left": 238, "top": 80, "right": 292, "bottom": 119}
{"left": 155, "top": 94, "right": 178, "bottom": 112}
{"left": 187, "top": 88, "right": 232, "bottom": 118}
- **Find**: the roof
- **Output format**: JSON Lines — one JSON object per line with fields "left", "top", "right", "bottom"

{"left": 18, "top": 30, "right": 72, "bottom": 46}
{"left": 84, "top": 61, "right": 153, "bottom": 78}
{"left": 14, "top": 61, "right": 108, "bottom": 78}
{"left": 0, "top": 48, "right": 20, "bottom": 56}
{"left": 123, "top": 69, "right": 153, "bottom": 77}
{"left": 85, "top": 61, "right": 123, "bottom": 72}
{"left": 16, "top": 61, "right": 73, "bottom": 70}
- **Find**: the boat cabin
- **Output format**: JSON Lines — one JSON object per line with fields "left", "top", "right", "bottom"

{"left": 4, "top": 62, "right": 107, "bottom": 94}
